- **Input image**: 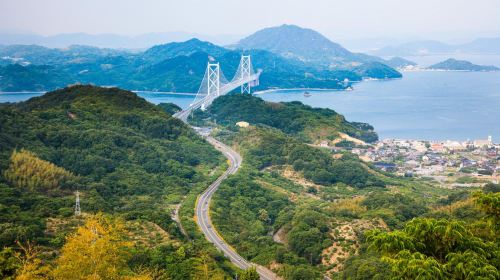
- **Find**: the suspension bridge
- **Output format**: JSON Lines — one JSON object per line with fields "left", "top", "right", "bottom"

{"left": 173, "top": 55, "right": 261, "bottom": 122}
{"left": 171, "top": 55, "right": 278, "bottom": 279}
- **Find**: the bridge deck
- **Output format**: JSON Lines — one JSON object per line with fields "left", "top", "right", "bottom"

{"left": 173, "top": 72, "right": 260, "bottom": 122}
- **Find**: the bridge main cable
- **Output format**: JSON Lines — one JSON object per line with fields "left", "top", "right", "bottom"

{"left": 173, "top": 54, "right": 260, "bottom": 122}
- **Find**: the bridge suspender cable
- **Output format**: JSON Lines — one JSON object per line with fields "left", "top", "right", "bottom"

{"left": 174, "top": 54, "right": 261, "bottom": 121}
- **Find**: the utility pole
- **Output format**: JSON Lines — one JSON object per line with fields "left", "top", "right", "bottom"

{"left": 75, "top": 190, "right": 81, "bottom": 216}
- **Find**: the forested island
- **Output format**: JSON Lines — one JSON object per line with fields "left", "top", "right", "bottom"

{"left": 428, "top": 58, "right": 499, "bottom": 71}
{"left": 0, "top": 86, "right": 498, "bottom": 279}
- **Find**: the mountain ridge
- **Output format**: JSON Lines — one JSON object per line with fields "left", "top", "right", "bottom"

{"left": 232, "top": 24, "right": 353, "bottom": 62}
{"left": 0, "top": 26, "right": 402, "bottom": 92}
{"left": 232, "top": 24, "right": 387, "bottom": 66}
{"left": 0, "top": 31, "right": 242, "bottom": 49}
{"left": 371, "top": 37, "right": 500, "bottom": 56}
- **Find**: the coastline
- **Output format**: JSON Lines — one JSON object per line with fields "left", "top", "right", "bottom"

{"left": 133, "top": 91, "right": 197, "bottom": 96}
{"left": 0, "top": 90, "right": 197, "bottom": 96}
{"left": 399, "top": 67, "right": 500, "bottom": 73}
{"left": 253, "top": 87, "right": 346, "bottom": 95}
{"left": 380, "top": 138, "right": 497, "bottom": 145}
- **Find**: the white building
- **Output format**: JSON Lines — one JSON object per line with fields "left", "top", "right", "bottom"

{"left": 474, "top": 136, "right": 493, "bottom": 148}
{"left": 443, "top": 140, "right": 466, "bottom": 151}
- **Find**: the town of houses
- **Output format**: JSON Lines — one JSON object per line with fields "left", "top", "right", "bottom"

{"left": 344, "top": 136, "right": 499, "bottom": 187}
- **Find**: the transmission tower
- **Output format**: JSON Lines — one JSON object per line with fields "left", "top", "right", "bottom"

{"left": 74, "top": 190, "right": 81, "bottom": 216}
{"left": 240, "top": 55, "right": 252, "bottom": 94}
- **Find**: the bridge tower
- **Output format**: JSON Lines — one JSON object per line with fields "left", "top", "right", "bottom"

{"left": 74, "top": 190, "right": 81, "bottom": 216}
{"left": 240, "top": 55, "right": 252, "bottom": 94}
{"left": 202, "top": 62, "right": 220, "bottom": 110}
{"left": 207, "top": 63, "right": 220, "bottom": 97}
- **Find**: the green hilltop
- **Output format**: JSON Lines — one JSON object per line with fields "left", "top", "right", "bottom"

{"left": 191, "top": 94, "right": 378, "bottom": 143}
{"left": 0, "top": 85, "right": 238, "bottom": 279}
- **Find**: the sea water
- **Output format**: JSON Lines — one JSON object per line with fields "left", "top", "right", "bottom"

{"left": 2, "top": 71, "right": 499, "bottom": 141}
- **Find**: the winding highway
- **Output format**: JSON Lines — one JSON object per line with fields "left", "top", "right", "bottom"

{"left": 195, "top": 136, "right": 279, "bottom": 280}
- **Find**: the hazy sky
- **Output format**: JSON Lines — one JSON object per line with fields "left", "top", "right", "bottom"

{"left": 2, "top": 0, "right": 500, "bottom": 41}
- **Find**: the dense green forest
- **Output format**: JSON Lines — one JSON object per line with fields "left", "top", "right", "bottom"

{"left": 199, "top": 99, "right": 499, "bottom": 279}
{"left": 0, "top": 85, "right": 252, "bottom": 279}
{"left": 341, "top": 190, "right": 500, "bottom": 279}
{"left": 191, "top": 94, "right": 378, "bottom": 143}
{"left": 0, "top": 86, "right": 498, "bottom": 279}
{"left": 228, "top": 126, "right": 384, "bottom": 188}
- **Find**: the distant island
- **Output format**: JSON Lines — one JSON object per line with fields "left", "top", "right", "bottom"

{"left": 383, "top": 56, "right": 417, "bottom": 69}
{"left": 427, "top": 58, "right": 499, "bottom": 72}
{"left": 370, "top": 37, "right": 500, "bottom": 56}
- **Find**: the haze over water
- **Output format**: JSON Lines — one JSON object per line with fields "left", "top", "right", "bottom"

{"left": 2, "top": 71, "right": 500, "bottom": 142}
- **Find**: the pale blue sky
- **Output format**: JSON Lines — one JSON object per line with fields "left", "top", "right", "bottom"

{"left": 1, "top": 0, "right": 499, "bottom": 41}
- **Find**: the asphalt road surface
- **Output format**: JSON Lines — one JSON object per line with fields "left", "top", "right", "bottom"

{"left": 196, "top": 136, "right": 279, "bottom": 280}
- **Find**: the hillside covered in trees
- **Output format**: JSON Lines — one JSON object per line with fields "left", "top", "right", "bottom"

{"left": 194, "top": 97, "right": 499, "bottom": 279}
{"left": 191, "top": 94, "right": 378, "bottom": 143}
{"left": 0, "top": 86, "right": 498, "bottom": 279}
{"left": 344, "top": 190, "right": 500, "bottom": 279}
{"left": 0, "top": 85, "right": 256, "bottom": 279}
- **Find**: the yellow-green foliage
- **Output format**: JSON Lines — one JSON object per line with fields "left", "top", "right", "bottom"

{"left": 52, "top": 214, "right": 134, "bottom": 279}
{"left": 3, "top": 149, "right": 74, "bottom": 191}
{"left": 330, "top": 196, "right": 367, "bottom": 217}
{"left": 475, "top": 191, "right": 500, "bottom": 219}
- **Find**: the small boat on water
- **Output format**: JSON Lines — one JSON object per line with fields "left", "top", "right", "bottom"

{"left": 304, "top": 91, "right": 311, "bottom": 97}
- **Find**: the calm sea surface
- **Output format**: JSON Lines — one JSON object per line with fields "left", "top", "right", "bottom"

{"left": 1, "top": 71, "right": 500, "bottom": 141}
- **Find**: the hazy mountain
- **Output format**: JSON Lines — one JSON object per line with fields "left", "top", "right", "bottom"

{"left": 232, "top": 24, "right": 354, "bottom": 63}
{"left": 427, "top": 58, "right": 499, "bottom": 71}
{"left": 371, "top": 37, "right": 500, "bottom": 56}
{"left": 371, "top": 40, "right": 454, "bottom": 56}
{"left": 383, "top": 57, "right": 417, "bottom": 68}
{"left": 460, "top": 37, "right": 500, "bottom": 54}
{"left": 338, "top": 37, "right": 413, "bottom": 52}
{"left": 0, "top": 32, "right": 242, "bottom": 49}
{"left": 230, "top": 24, "right": 401, "bottom": 80}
